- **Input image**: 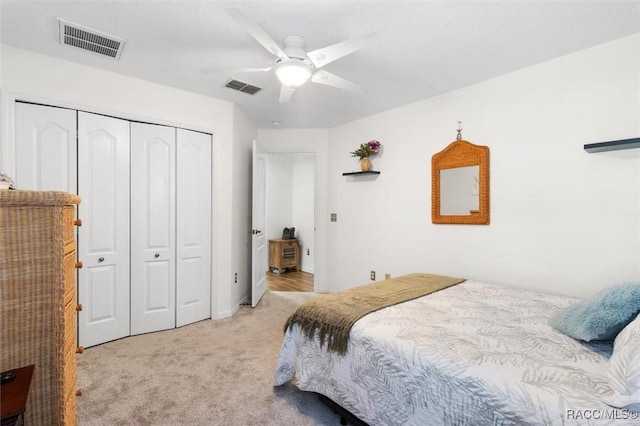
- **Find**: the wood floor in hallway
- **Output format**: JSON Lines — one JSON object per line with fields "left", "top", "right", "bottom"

{"left": 266, "top": 270, "right": 314, "bottom": 292}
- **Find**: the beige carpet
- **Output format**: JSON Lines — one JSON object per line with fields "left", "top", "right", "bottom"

{"left": 77, "top": 291, "right": 339, "bottom": 425}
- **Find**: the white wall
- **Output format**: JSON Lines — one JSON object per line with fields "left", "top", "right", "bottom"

{"left": 267, "top": 155, "right": 294, "bottom": 241}
{"left": 0, "top": 45, "right": 241, "bottom": 317}
{"left": 326, "top": 34, "right": 640, "bottom": 298}
{"left": 257, "top": 129, "right": 329, "bottom": 291}
{"left": 292, "top": 154, "right": 315, "bottom": 273}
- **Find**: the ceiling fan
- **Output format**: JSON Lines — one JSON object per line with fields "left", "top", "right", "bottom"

{"left": 225, "top": 7, "right": 378, "bottom": 103}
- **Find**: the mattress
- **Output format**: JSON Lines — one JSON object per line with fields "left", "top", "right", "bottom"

{"left": 275, "top": 280, "right": 633, "bottom": 425}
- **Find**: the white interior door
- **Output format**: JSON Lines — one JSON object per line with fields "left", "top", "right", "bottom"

{"left": 77, "top": 112, "right": 131, "bottom": 348}
{"left": 251, "top": 140, "right": 268, "bottom": 307}
{"left": 15, "top": 102, "right": 77, "bottom": 191}
{"left": 176, "top": 128, "right": 212, "bottom": 326}
{"left": 130, "top": 122, "right": 176, "bottom": 335}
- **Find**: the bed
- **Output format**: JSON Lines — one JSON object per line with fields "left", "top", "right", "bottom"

{"left": 274, "top": 274, "right": 640, "bottom": 425}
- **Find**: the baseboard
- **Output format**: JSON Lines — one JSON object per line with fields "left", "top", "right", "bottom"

{"left": 213, "top": 309, "right": 233, "bottom": 319}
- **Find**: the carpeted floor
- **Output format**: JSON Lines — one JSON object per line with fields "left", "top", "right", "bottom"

{"left": 77, "top": 291, "right": 340, "bottom": 425}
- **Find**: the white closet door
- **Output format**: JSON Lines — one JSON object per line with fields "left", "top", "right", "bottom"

{"left": 15, "top": 102, "right": 77, "bottom": 191}
{"left": 77, "top": 112, "right": 131, "bottom": 348}
{"left": 131, "top": 123, "right": 176, "bottom": 335}
{"left": 176, "top": 129, "right": 212, "bottom": 326}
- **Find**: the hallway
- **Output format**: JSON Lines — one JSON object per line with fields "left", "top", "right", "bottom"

{"left": 266, "top": 271, "right": 314, "bottom": 292}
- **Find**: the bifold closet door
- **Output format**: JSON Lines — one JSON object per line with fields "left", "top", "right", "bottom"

{"left": 77, "top": 112, "right": 131, "bottom": 348}
{"left": 15, "top": 102, "right": 212, "bottom": 343}
{"left": 14, "top": 102, "right": 77, "bottom": 191}
{"left": 176, "top": 129, "right": 212, "bottom": 326}
{"left": 130, "top": 122, "right": 176, "bottom": 335}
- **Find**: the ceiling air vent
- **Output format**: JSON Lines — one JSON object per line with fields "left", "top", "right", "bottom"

{"left": 58, "top": 18, "right": 126, "bottom": 60}
{"left": 225, "top": 79, "right": 262, "bottom": 95}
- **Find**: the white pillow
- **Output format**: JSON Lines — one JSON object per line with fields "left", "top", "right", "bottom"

{"left": 605, "top": 313, "right": 640, "bottom": 408}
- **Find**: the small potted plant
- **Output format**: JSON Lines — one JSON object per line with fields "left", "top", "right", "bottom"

{"left": 0, "top": 172, "right": 14, "bottom": 190}
{"left": 350, "top": 140, "right": 382, "bottom": 171}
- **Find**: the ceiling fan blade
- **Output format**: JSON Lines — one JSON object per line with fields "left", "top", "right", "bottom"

{"left": 225, "top": 7, "right": 289, "bottom": 59}
{"left": 201, "top": 66, "right": 272, "bottom": 74}
{"left": 311, "top": 70, "right": 363, "bottom": 93}
{"left": 307, "top": 33, "right": 379, "bottom": 68}
{"left": 279, "top": 84, "right": 294, "bottom": 103}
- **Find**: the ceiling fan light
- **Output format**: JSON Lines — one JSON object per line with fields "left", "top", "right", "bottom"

{"left": 275, "top": 61, "right": 312, "bottom": 87}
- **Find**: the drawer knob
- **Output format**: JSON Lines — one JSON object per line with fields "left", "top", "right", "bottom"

{"left": 74, "top": 219, "right": 83, "bottom": 226}
{"left": 154, "top": 253, "right": 160, "bottom": 258}
{"left": 75, "top": 261, "right": 83, "bottom": 269}
{"left": 76, "top": 304, "right": 83, "bottom": 312}
{"left": 76, "top": 346, "right": 84, "bottom": 354}
{"left": 76, "top": 389, "right": 83, "bottom": 396}
{"left": 98, "top": 257, "right": 105, "bottom": 263}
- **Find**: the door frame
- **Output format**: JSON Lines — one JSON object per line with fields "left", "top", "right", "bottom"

{"left": 254, "top": 149, "right": 318, "bottom": 294}
{"left": 264, "top": 152, "right": 316, "bottom": 275}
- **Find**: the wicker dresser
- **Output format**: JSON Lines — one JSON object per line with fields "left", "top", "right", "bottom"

{"left": 0, "top": 190, "right": 82, "bottom": 426}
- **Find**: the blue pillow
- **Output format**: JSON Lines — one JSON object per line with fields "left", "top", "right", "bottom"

{"left": 550, "top": 282, "right": 640, "bottom": 342}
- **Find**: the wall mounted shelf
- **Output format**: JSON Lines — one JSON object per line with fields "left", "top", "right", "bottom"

{"left": 584, "top": 137, "right": 640, "bottom": 153}
{"left": 342, "top": 171, "right": 381, "bottom": 176}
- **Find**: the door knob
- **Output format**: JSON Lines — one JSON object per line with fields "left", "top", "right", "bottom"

{"left": 251, "top": 229, "right": 262, "bottom": 235}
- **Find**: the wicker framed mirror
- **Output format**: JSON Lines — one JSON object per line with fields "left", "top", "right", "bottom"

{"left": 431, "top": 140, "right": 490, "bottom": 224}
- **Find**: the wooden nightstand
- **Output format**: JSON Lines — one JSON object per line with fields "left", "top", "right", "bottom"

{"left": 269, "top": 239, "right": 299, "bottom": 273}
{"left": 1, "top": 365, "right": 34, "bottom": 426}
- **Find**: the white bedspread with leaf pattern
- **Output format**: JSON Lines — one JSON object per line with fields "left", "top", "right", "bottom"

{"left": 275, "top": 280, "right": 635, "bottom": 425}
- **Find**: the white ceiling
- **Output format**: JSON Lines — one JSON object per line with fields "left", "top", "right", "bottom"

{"left": 1, "top": 1, "right": 639, "bottom": 129}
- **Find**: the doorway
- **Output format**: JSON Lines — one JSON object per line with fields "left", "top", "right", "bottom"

{"left": 265, "top": 153, "right": 315, "bottom": 292}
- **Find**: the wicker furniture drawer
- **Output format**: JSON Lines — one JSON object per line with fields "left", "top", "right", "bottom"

{"left": 61, "top": 349, "right": 77, "bottom": 426}
{"left": 62, "top": 349, "right": 76, "bottom": 399}
{"left": 62, "top": 206, "right": 76, "bottom": 246}
{"left": 63, "top": 301, "right": 76, "bottom": 354}
{"left": 63, "top": 252, "right": 76, "bottom": 305}
{"left": 64, "top": 394, "right": 76, "bottom": 426}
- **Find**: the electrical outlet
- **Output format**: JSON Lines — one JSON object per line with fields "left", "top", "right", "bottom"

{"left": 331, "top": 213, "right": 337, "bottom": 222}
{"left": 370, "top": 270, "right": 376, "bottom": 281}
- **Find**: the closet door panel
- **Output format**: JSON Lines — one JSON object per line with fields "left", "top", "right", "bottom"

{"left": 176, "top": 129, "right": 212, "bottom": 326}
{"left": 131, "top": 123, "right": 176, "bottom": 335}
{"left": 15, "top": 103, "right": 77, "bottom": 191}
{"left": 78, "top": 112, "right": 131, "bottom": 348}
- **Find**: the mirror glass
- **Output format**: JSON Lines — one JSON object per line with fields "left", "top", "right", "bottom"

{"left": 431, "top": 140, "right": 489, "bottom": 225}
{"left": 440, "top": 166, "right": 479, "bottom": 215}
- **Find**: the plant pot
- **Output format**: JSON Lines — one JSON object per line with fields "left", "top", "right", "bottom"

{"left": 360, "top": 157, "right": 371, "bottom": 172}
